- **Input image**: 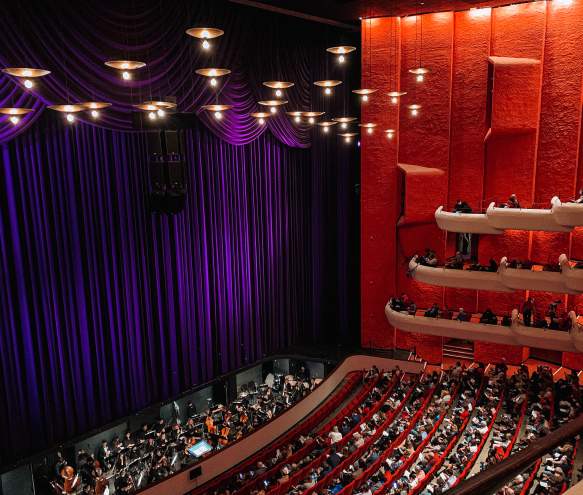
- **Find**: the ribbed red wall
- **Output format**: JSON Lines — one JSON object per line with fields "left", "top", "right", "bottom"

{"left": 361, "top": 1, "right": 583, "bottom": 367}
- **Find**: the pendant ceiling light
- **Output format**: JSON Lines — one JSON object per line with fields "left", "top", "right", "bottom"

{"left": 258, "top": 99, "right": 288, "bottom": 114}
{"left": 2, "top": 67, "right": 50, "bottom": 89}
{"left": 408, "top": 8, "right": 430, "bottom": 82}
{"left": 263, "top": 81, "right": 294, "bottom": 98}
{"left": 318, "top": 121, "right": 338, "bottom": 133}
{"left": 48, "top": 104, "right": 85, "bottom": 123}
{"left": 407, "top": 103, "right": 422, "bottom": 117}
{"left": 332, "top": 116, "right": 357, "bottom": 130}
{"left": 133, "top": 101, "right": 176, "bottom": 120}
{"left": 81, "top": 101, "right": 112, "bottom": 119}
{"left": 201, "top": 104, "right": 233, "bottom": 120}
{"left": 339, "top": 132, "right": 358, "bottom": 143}
{"left": 354, "top": 18, "right": 377, "bottom": 103}
{"left": 250, "top": 111, "right": 270, "bottom": 125}
{"left": 286, "top": 111, "right": 304, "bottom": 123}
{"left": 359, "top": 123, "right": 377, "bottom": 134}
{"left": 302, "top": 111, "right": 325, "bottom": 125}
{"left": 385, "top": 128, "right": 396, "bottom": 139}
{"left": 387, "top": 91, "right": 407, "bottom": 105}
{"left": 195, "top": 68, "right": 231, "bottom": 88}
{"left": 314, "top": 80, "right": 342, "bottom": 96}
{"left": 104, "top": 60, "right": 146, "bottom": 80}
{"left": 326, "top": 46, "right": 356, "bottom": 64}
{"left": 186, "top": 27, "right": 224, "bottom": 50}
{"left": 0, "top": 107, "right": 34, "bottom": 125}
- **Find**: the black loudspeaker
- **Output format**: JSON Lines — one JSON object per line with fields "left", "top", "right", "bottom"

{"left": 147, "top": 130, "right": 187, "bottom": 214}
{"left": 189, "top": 466, "right": 202, "bottom": 480}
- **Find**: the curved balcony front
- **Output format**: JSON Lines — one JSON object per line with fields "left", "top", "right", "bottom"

{"left": 385, "top": 304, "right": 583, "bottom": 353}
{"left": 409, "top": 255, "right": 580, "bottom": 294}
{"left": 435, "top": 197, "right": 583, "bottom": 234}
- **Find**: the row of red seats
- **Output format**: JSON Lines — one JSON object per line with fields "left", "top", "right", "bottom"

{"left": 192, "top": 371, "right": 364, "bottom": 495}
{"left": 334, "top": 380, "right": 437, "bottom": 495}
{"left": 268, "top": 372, "right": 400, "bottom": 495}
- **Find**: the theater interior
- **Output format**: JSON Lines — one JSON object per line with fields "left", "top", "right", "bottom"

{"left": 3, "top": 0, "right": 583, "bottom": 494}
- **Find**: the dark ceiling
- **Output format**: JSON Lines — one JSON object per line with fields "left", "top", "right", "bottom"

{"left": 232, "top": 0, "right": 524, "bottom": 24}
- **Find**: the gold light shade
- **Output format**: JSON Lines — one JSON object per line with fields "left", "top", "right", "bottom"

{"left": 104, "top": 60, "right": 146, "bottom": 70}
{"left": 262, "top": 81, "right": 294, "bottom": 89}
{"left": 0, "top": 107, "right": 34, "bottom": 115}
{"left": 250, "top": 112, "right": 271, "bottom": 118}
{"left": 408, "top": 104, "right": 422, "bottom": 110}
{"left": 143, "top": 100, "right": 177, "bottom": 109}
{"left": 301, "top": 111, "right": 325, "bottom": 118}
{"left": 258, "top": 100, "right": 288, "bottom": 107}
{"left": 2, "top": 67, "right": 50, "bottom": 78}
{"left": 352, "top": 89, "right": 377, "bottom": 95}
{"left": 81, "top": 102, "right": 112, "bottom": 110}
{"left": 201, "top": 104, "right": 233, "bottom": 112}
{"left": 134, "top": 103, "right": 159, "bottom": 111}
{"left": 385, "top": 128, "right": 396, "bottom": 133}
{"left": 326, "top": 46, "right": 356, "bottom": 55}
{"left": 317, "top": 121, "right": 338, "bottom": 127}
{"left": 408, "top": 67, "right": 430, "bottom": 75}
{"left": 387, "top": 91, "right": 407, "bottom": 97}
{"left": 332, "top": 117, "right": 357, "bottom": 123}
{"left": 314, "top": 80, "right": 342, "bottom": 88}
{"left": 195, "top": 68, "right": 231, "bottom": 77}
{"left": 47, "top": 104, "right": 85, "bottom": 113}
{"left": 186, "top": 27, "right": 224, "bottom": 39}
{"left": 359, "top": 123, "right": 377, "bottom": 128}
{"left": 338, "top": 132, "right": 358, "bottom": 137}
{"left": 286, "top": 111, "right": 303, "bottom": 117}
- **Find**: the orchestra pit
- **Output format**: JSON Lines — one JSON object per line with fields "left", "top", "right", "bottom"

{"left": 4, "top": 1, "right": 583, "bottom": 495}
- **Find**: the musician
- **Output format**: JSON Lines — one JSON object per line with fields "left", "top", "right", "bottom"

{"left": 154, "top": 417, "right": 166, "bottom": 434}
{"left": 55, "top": 451, "right": 68, "bottom": 478}
{"left": 97, "top": 440, "right": 111, "bottom": 472}
{"left": 186, "top": 400, "right": 197, "bottom": 419}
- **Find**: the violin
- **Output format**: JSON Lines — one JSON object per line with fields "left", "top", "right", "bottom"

{"left": 205, "top": 415, "right": 217, "bottom": 434}
{"left": 219, "top": 426, "right": 230, "bottom": 446}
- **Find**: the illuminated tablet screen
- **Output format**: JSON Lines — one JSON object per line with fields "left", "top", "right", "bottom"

{"left": 188, "top": 440, "right": 213, "bottom": 458}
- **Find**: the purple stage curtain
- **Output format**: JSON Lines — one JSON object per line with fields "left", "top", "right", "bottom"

{"left": 0, "top": 0, "right": 346, "bottom": 147}
{"left": 0, "top": 115, "right": 358, "bottom": 465}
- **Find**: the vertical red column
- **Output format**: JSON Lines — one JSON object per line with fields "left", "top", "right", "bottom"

{"left": 360, "top": 17, "right": 401, "bottom": 349}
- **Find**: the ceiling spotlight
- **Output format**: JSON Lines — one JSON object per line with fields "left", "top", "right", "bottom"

{"left": 360, "top": 123, "right": 377, "bottom": 134}
{"left": 202, "top": 39, "right": 210, "bottom": 49}
{"left": 210, "top": 77, "right": 217, "bottom": 87}
{"left": 186, "top": 27, "right": 224, "bottom": 50}
{"left": 258, "top": 117, "right": 265, "bottom": 125}
{"left": 416, "top": 74, "right": 424, "bottom": 83}
{"left": 314, "top": 80, "right": 342, "bottom": 95}
{"left": 66, "top": 113, "right": 75, "bottom": 123}
{"left": 387, "top": 91, "right": 407, "bottom": 105}
{"left": 270, "top": 106, "right": 277, "bottom": 114}
{"left": 9, "top": 116, "right": 20, "bottom": 125}
{"left": 362, "top": 94, "right": 368, "bottom": 102}
{"left": 325, "top": 87, "right": 332, "bottom": 95}
{"left": 338, "top": 54, "right": 345, "bottom": 64}
{"left": 148, "top": 111, "right": 157, "bottom": 120}
{"left": 2, "top": 68, "right": 51, "bottom": 88}
{"left": 122, "top": 71, "right": 131, "bottom": 80}
{"left": 386, "top": 129, "right": 395, "bottom": 139}
{"left": 275, "top": 89, "right": 282, "bottom": 97}
{"left": 367, "top": 127, "right": 373, "bottom": 134}
{"left": 90, "top": 110, "right": 99, "bottom": 119}
{"left": 214, "top": 111, "right": 222, "bottom": 120}
{"left": 408, "top": 104, "right": 421, "bottom": 117}
{"left": 391, "top": 96, "right": 398, "bottom": 104}
{"left": 326, "top": 46, "right": 356, "bottom": 63}
{"left": 105, "top": 60, "right": 146, "bottom": 80}
{"left": 23, "top": 79, "right": 34, "bottom": 89}
{"left": 409, "top": 67, "right": 430, "bottom": 83}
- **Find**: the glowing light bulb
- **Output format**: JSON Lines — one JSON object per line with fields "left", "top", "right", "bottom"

{"left": 23, "top": 79, "right": 33, "bottom": 89}
{"left": 66, "top": 113, "right": 75, "bottom": 123}
{"left": 157, "top": 108, "right": 165, "bottom": 118}
{"left": 362, "top": 94, "right": 368, "bottom": 102}
{"left": 122, "top": 71, "right": 131, "bottom": 80}
{"left": 338, "top": 54, "right": 345, "bottom": 64}
{"left": 210, "top": 78, "right": 217, "bottom": 87}
{"left": 9, "top": 116, "right": 20, "bottom": 125}
{"left": 367, "top": 127, "right": 373, "bottom": 135}
{"left": 416, "top": 74, "right": 424, "bottom": 83}
{"left": 411, "top": 108, "right": 418, "bottom": 117}
{"left": 294, "top": 116, "right": 301, "bottom": 123}
{"left": 345, "top": 136, "right": 351, "bottom": 143}
{"left": 214, "top": 111, "right": 222, "bottom": 120}
{"left": 258, "top": 117, "right": 265, "bottom": 125}
{"left": 391, "top": 96, "right": 398, "bottom": 104}
{"left": 325, "top": 87, "right": 332, "bottom": 95}
{"left": 270, "top": 106, "right": 277, "bottom": 114}
{"left": 341, "top": 122, "right": 348, "bottom": 130}
{"left": 323, "top": 126, "right": 329, "bottom": 133}
{"left": 308, "top": 117, "right": 315, "bottom": 124}
{"left": 148, "top": 111, "right": 157, "bottom": 120}
{"left": 386, "top": 132, "right": 394, "bottom": 140}
{"left": 202, "top": 39, "right": 210, "bottom": 50}
{"left": 275, "top": 89, "right": 282, "bottom": 97}
{"left": 90, "top": 110, "right": 99, "bottom": 119}
{"left": 357, "top": 141, "right": 361, "bottom": 147}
